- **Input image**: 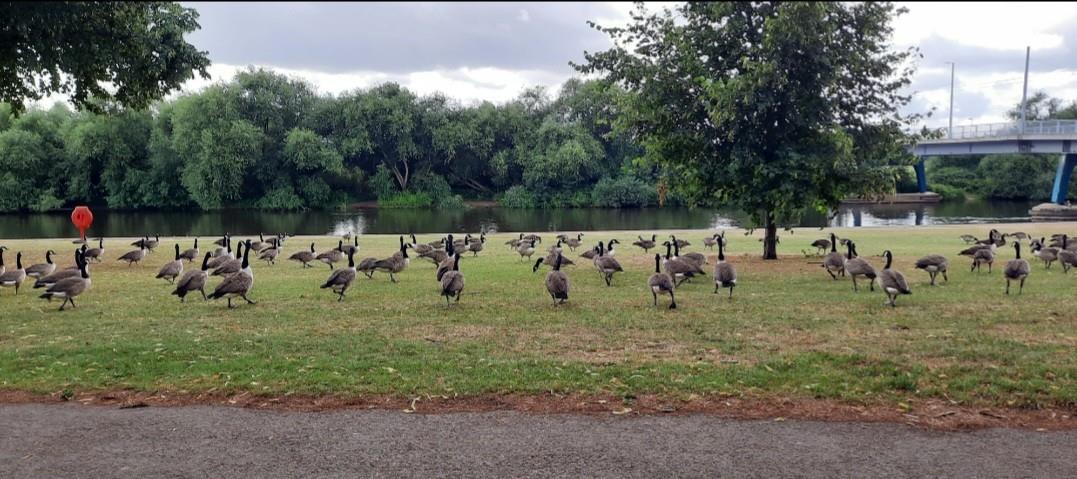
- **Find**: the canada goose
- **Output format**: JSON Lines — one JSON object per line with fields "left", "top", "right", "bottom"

{"left": 843, "top": 241, "right": 876, "bottom": 292}
{"left": 523, "top": 233, "right": 542, "bottom": 244}
{"left": 207, "top": 239, "right": 255, "bottom": 308}
{"left": 34, "top": 249, "right": 86, "bottom": 289}
{"left": 670, "top": 235, "right": 690, "bottom": 249}
{"left": 179, "top": 238, "right": 199, "bottom": 263}
{"left": 516, "top": 239, "right": 537, "bottom": 261}
{"left": 429, "top": 237, "right": 447, "bottom": 250}
{"left": 505, "top": 233, "right": 525, "bottom": 249}
{"left": 675, "top": 241, "right": 707, "bottom": 268}
{"left": 662, "top": 242, "right": 703, "bottom": 286}
{"left": 38, "top": 252, "right": 91, "bottom": 310}
{"left": 877, "top": 250, "right": 911, "bottom": 307}
{"left": 648, "top": 254, "right": 677, "bottom": 309}
{"left": 409, "top": 234, "right": 435, "bottom": 256}
{"left": 266, "top": 234, "right": 285, "bottom": 248}
{"left": 592, "top": 243, "right": 624, "bottom": 287}
{"left": 372, "top": 236, "right": 410, "bottom": 282}
{"left": 206, "top": 238, "right": 234, "bottom": 269}
{"left": 633, "top": 234, "right": 657, "bottom": 252}
{"left": 822, "top": 233, "right": 846, "bottom": 279}
{"left": 436, "top": 241, "right": 458, "bottom": 282}
{"left": 316, "top": 240, "right": 345, "bottom": 270}
{"left": 155, "top": 244, "right": 184, "bottom": 284}
{"left": 1009, "top": 231, "right": 1029, "bottom": 241}
{"left": 1031, "top": 237, "right": 1058, "bottom": 269}
{"left": 975, "top": 229, "right": 1001, "bottom": 246}
{"left": 468, "top": 233, "right": 486, "bottom": 256}
{"left": 703, "top": 234, "right": 721, "bottom": 251}
{"left": 915, "top": 254, "right": 949, "bottom": 286}
{"left": 439, "top": 254, "right": 464, "bottom": 305}
{"left": 258, "top": 244, "right": 280, "bottom": 265}
{"left": 211, "top": 241, "right": 246, "bottom": 276}
{"left": 0, "top": 246, "right": 5, "bottom": 276}
{"left": 321, "top": 249, "right": 358, "bottom": 302}
{"left": 82, "top": 237, "right": 105, "bottom": 263}
{"left": 1058, "top": 236, "right": 1077, "bottom": 273}
{"left": 118, "top": 243, "right": 147, "bottom": 266}
{"left": 250, "top": 233, "right": 270, "bottom": 252}
{"left": 971, "top": 247, "right": 995, "bottom": 273}
{"left": 288, "top": 242, "right": 317, "bottom": 268}
{"left": 579, "top": 241, "right": 599, "bottom": 260}
{"left": 534, "top": 253, "right": 569, "bottom": 305}
{"left": 142, "top": 235, "right": 161, "bottom": 252}
{"left": 565, "top": 233, "right": 584, "bottom": 252}
{"left": 712, "top": 239, "right": 737, "bottom": 298}
{"left": 424, "top": 248, "right": 450, "bottom": 265}
{"left": 25, "top": 250, "right": 57, "bottom": 279}
{"left": 0, "top": 252, "right": 26, "bottom": 295}
{"left": 213, "top": 235, "right": 229, "bottom": 247}
{"left": 341, "top": 235, "right": 360, "bottom": 256}
{"left": 453, "top": 234, "right": 471, "bottom": 251}
{"left": 172, "top": 252, "right": 211, "bottom": 302}
{"left": 811, "top": 238, "right": 832, "bottom": 256}
{"left": 605, "top": 239, "right": 620, "bottom": 257}
{"left": 959, "top": 234, "right": 978, "bottom": 244}
{"left": 1003, "top": 242, "right": 1031, "bottom": 295}
{"left": 211, "top": 235, "right": 230, "bottom": 258}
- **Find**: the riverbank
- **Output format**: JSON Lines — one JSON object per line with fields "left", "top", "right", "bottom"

{"left": 1, "top": 224, "right": 1074, "bottom": 424}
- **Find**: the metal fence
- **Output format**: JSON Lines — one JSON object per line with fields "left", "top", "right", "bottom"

{"left": 945, "top": 120, "right": 1077, "bottom": 140}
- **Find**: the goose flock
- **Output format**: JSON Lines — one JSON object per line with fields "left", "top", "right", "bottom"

{"left": 1, "top": 226, "right": 1074, "bottom": 312}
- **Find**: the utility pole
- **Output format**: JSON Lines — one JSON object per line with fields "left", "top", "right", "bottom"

{"left": 945, "top": 62, "right": 955, "bottom": 138}
{"left": 1020, "top": 46, "right": 1030, "bottom": 134}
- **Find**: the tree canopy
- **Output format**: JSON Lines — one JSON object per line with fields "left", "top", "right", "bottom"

{"left": 575, "top": 2, "right": 921, "bottom": 258}
{"left": 0, "top": 1, "right": 210, "bottom": 114}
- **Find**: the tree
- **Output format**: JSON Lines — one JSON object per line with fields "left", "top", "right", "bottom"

{"left": 576, "top": 2, "right": 920, "bottom": 258}
{"left": 1007, "top": 91, "right": 1077, "bottom": 121}
{"left": 0, "top": 2, "right": 211, "bottom": 114}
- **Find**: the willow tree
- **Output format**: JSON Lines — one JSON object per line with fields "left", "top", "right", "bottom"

{"left": 576, "top": 2, "right": 920, "bottom": 258}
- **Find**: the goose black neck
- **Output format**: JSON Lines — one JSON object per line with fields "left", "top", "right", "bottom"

{"left": 201, "top": 252, "right": 211, "bottom": 270}
{"left": 337, "top": 240, "right": 343, "bottom": 251}
{"left": 554, "top": 253, "right": 562, "bottom": 271}
{"left": 348, "top": 249, "right": 355, "bottom": 267}
{"left": 1014, "top": 242, "right": 1021, "bottom": 259}
{"left": 241, "top": 241, "right": 251, "bottom": 268}
{"left": 884, "top": 251, "right": 892, "bottom": 269}
{"left": 194, "top": 238, "right": 198, "bottom": 249}
{"left": 0, "top": 248, "right": 4, "bottom": 267}
{"left": 99, "top": 237, "right": 104, "bottom": 248}
{"left": 718, "top": 240, "right": 725, "bottom": 261}
{"left": 654, "top": 254, "right": 661, "bottom": 273}
{"left": 174, "top": 244, "right": 180, "bottom": 260}
{"left": 830, "top": 233, "right": 837, "bottom": 252}
{"left": 665, "top": 242, "right": 671, "bottom": 259}
{"left": 452, "top": 254, "right": 460, "bottom": 271}
{"left": 16, "top": 252, "right": 22, "bottom": 269}
{"left": 673, "top": 241, "right": 680, "bottom": 257}
{"left": 46, "top": 250, "right": 53, "bottom": 263}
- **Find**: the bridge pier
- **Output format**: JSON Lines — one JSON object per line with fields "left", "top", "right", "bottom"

{"left": 1050, "top": 153, "right": 1076, "bottom": 204}
{"left": 914, "top": 158, "right": 927, "bottom": 194}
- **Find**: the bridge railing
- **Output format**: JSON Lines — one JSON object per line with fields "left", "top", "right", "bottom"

{"left": 945, "top": 120, "right": 1077, "bottom": 140}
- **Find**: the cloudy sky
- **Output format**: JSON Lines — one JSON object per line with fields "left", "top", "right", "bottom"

{"left": 60, "top": 2, "right": 1077, "bottom": 129}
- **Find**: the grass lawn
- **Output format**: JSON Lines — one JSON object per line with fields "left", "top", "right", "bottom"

{"left": 0, "top": 223, "right": 1075, "bottom": 410}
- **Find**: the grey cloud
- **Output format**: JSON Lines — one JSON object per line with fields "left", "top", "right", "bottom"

{"left": 183, "top": 2, "right": 620, "bottom": 73}
{"left": 915, "top": 17, "right": 1077, "bottom": 76}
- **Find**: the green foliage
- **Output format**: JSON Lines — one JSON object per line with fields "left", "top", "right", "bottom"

{"left": 257, "top": 183, "right": 306, "bottom": 211}
{"left": 498, "top": 185, "right": 539, "bottom": 208}
{"left": 930, "top": 166, "right": 980, "bottom": 192}
{"left": 929, "top": 183, "right": 966, "bottom": 202}
{"left": 284, "top": 128, "right": 343, "bottom": 172}
{"left": 0, "top": 2, "right": 210, "bottom": 114}
{"left": 378, "top": 192, "right": 433, "bottom": 209}
{"left": 31, "top": 188, "right": 64, "bottom": 212}
{"left": 369, "top": 164, "right": 399, "bottom": 199}
{"left": 977, "top": 155, "right": 1056, "bottom": 200}
{"left": 591, "top": 176, "right": 657, "bottom": 207}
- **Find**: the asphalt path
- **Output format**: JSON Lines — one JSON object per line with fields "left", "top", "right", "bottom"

{"left": 2, "top": 404, "right": 1074, "bottom": 478}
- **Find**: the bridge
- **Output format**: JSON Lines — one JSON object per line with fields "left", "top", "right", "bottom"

{"left": 910, "top": 119, "right": 1077, "bottom": 204}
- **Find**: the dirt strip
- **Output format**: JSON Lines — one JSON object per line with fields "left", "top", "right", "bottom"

{"left": 1, "top": 389, "right": 1072, "bottom": 431}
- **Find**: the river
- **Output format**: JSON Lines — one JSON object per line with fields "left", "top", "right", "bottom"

{"left": 0, "top": 199, "right": 1037, "bottom": 239}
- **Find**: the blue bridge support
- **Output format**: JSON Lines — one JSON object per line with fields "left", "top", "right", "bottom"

{"left": 914, "top": 158, "right": 927, "bottom": 194}
{"left": 1051, "top": 153, "right": 1076, "bottom": 204}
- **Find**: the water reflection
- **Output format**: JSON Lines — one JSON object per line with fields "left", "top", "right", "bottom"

{"left": 0, "top": 200, "right": 1036, "bottom": 239}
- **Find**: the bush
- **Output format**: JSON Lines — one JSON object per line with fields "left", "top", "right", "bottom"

{"left": 591, "top": 176, "right": 657, "bottom": 207}
{"left": 257, "top": 185, "right": 306, "bottom": 211}
{"left": 978, "top": 155, "right": 1054, "bottom": 200}
{"left": 929, "top": 166, "right": 979, "bottom": 192}
{"left": 894, "top": 167, "right": 919, "bottom": 194}
{"left": 369, "top": 163, "right": 398, "bottom": 198}
{"left": 929, "top": 183, "right": 966, "bottom": 202}
{"left": 435, "top": 194, "right": 467, "bottom": 209}
{"left": 378, "top": 192, "right": 433, "bottom": 208}
{"left": 498, "top": 185, "right": 538, "bottom": 208}
{"left": 31, "top": 188, "right": 64, "bottom": 212}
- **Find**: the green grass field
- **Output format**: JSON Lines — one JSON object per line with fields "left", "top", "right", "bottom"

{"left": 1, "top": 223, "right": 1075, "bottom": 410}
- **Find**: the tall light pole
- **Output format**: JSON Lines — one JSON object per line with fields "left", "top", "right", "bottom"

{"left": 1020, "top": 46, "right": 1030, "bottom": 134}
{"left": 944, "top": 62, "right": 955, "bottom": 138}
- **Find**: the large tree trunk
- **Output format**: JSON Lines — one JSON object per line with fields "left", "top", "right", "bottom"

{"left": 763, "top": 211, "right": 778, "bottom": 260}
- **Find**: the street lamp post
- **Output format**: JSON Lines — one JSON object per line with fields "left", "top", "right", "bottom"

{"left": 945, "top": 62, "right": 955, "bottom": 139}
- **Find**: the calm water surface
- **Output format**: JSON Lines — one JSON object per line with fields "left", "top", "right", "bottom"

{"left": 0, "top": 200, "right": 1037, "bottom": 239}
